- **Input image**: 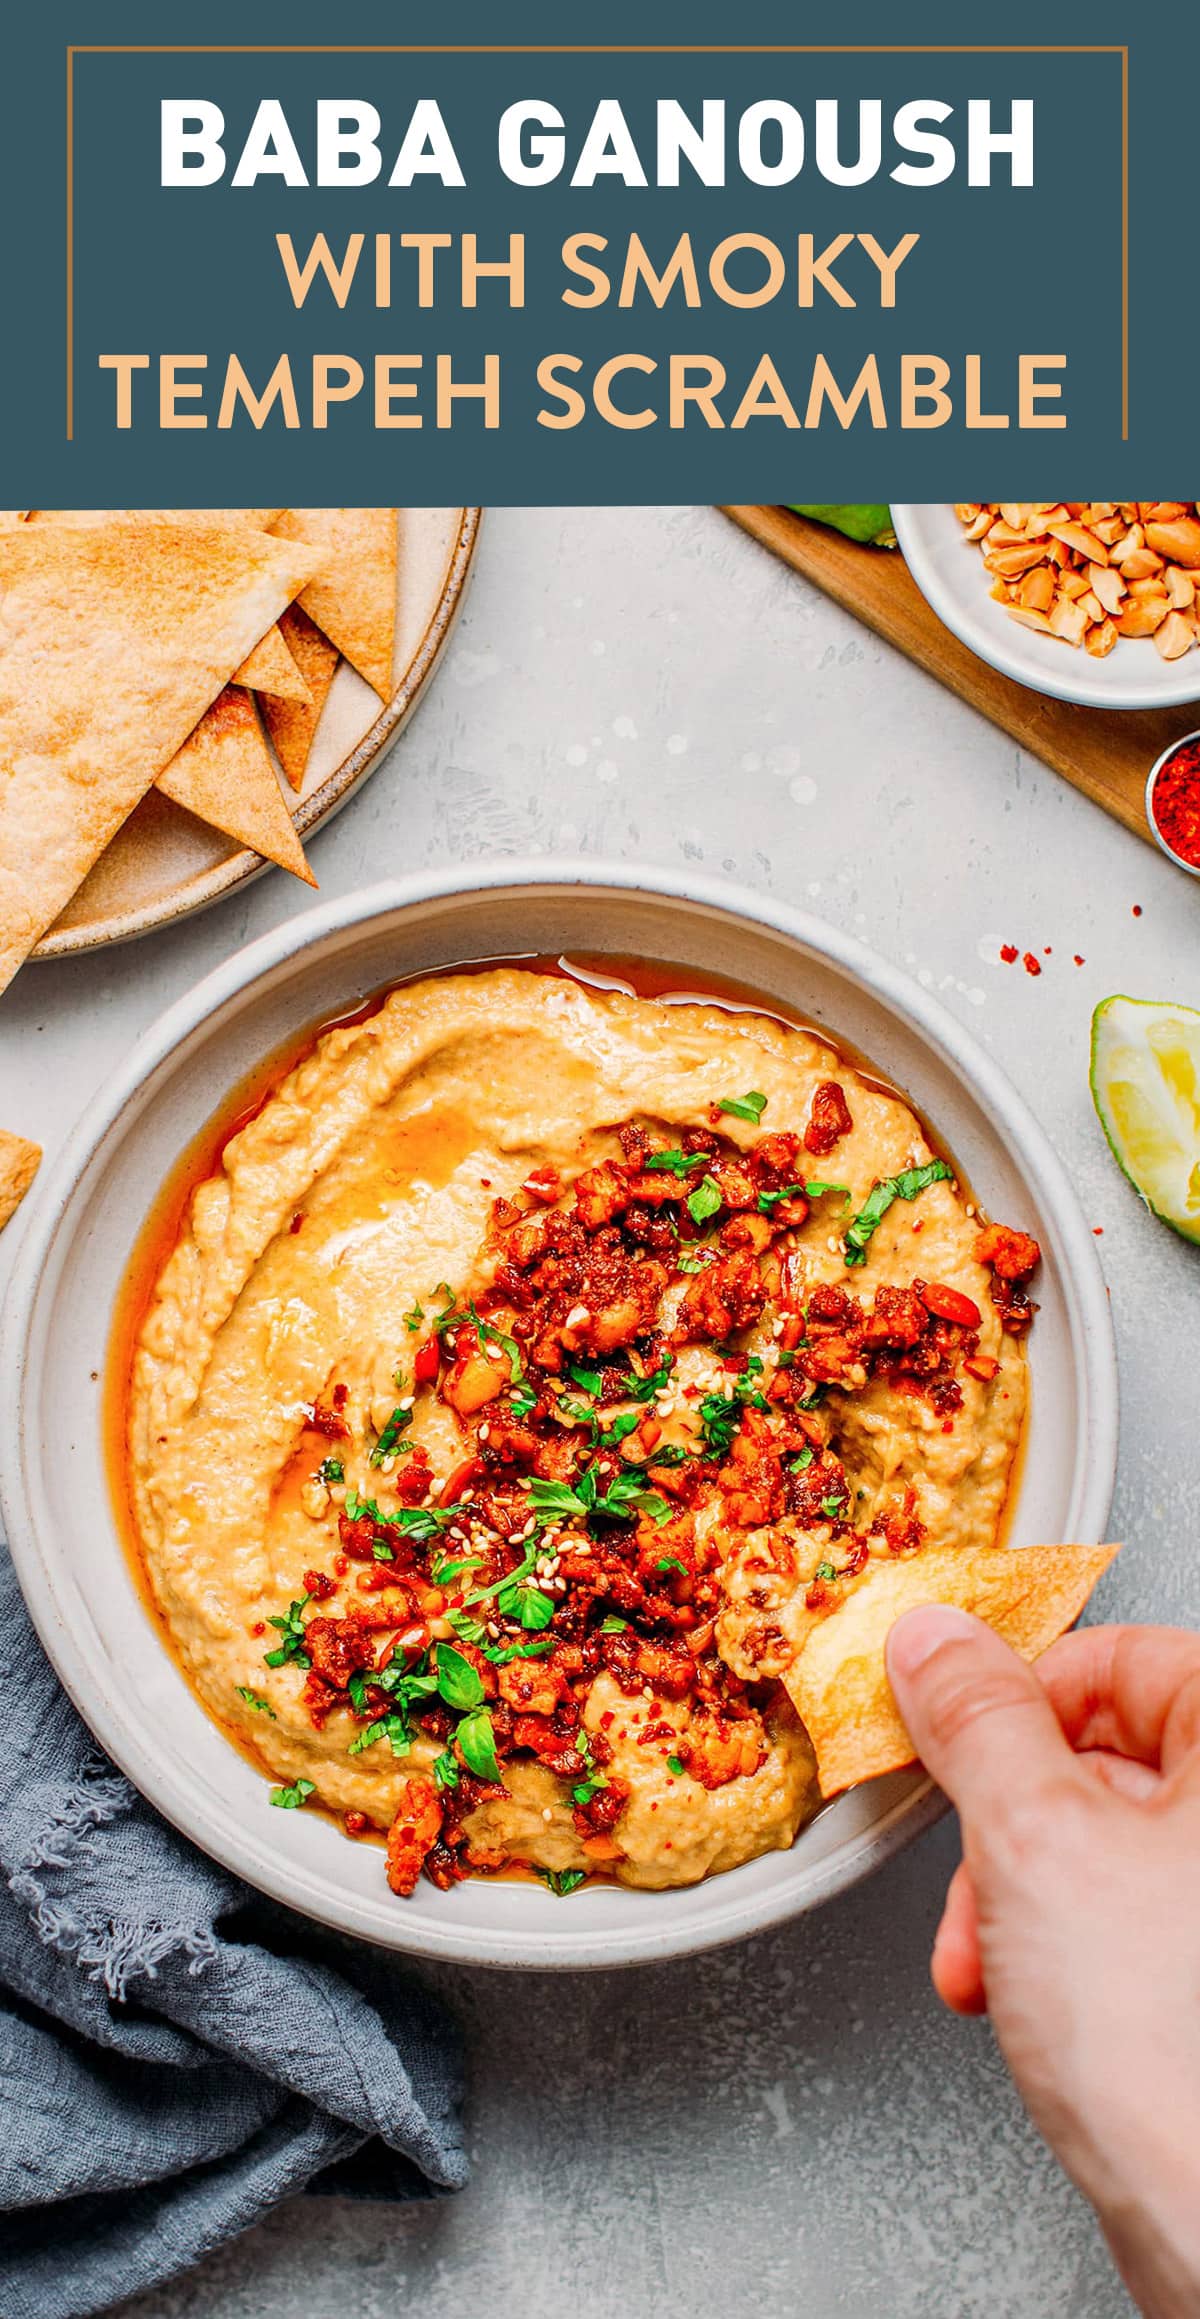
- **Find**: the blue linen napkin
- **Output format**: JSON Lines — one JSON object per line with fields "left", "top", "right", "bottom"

{"left": 0, "top": 1547, "right": 468, "bottom": 2319}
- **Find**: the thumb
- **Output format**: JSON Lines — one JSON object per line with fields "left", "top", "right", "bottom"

{"left": 886, "top": 1605, "right": 1078, "bottom": 1829}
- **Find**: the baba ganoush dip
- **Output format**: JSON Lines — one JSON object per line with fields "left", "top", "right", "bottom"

{"left": 121, "top": 967, "right": 1039, "bottom": 1900}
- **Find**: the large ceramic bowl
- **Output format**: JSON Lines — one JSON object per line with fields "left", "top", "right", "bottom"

{"left": 893, "top": 503, "right": 1200, "bottom": 711}
{"left": 0, "top": 866, "right": 1118, "bottom": 1968}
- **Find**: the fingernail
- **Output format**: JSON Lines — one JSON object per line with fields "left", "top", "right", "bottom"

{"left": 887, "top": 1604, "right": 979, "bottom": 1681}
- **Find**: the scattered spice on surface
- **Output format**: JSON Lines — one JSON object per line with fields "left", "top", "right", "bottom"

{"left": 1074, "top": 955, "right": 1086, "bottom": 966}
{"left": 1132, "top": 904, "right": 1143, "bottom": 917}
{"left": 1022, "top": 953, "right": 1042, "bottom": 977}
{"left": 1000, "top": 943, "right": 1018, "bottom": 964}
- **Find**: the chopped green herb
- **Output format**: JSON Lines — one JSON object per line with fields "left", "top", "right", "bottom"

{"left": 509, "top": 1383, "right": 538, "bottom": 1419}
{"left": 433, "top": 1748, "right": 459, "bottom": 1791}
{"left": 236, "top": 1685, "right": 276, "bottom": 1719}
{"left": 269, "top": 1777, "right": 315, "bottom": 1809}
{"left": 483, "top": 1636, "right": 556, "bottom": 1665}
{"left": 717, "top": 1090, "right": 767, "bottom": 1124}
{"left": 263, "top": 1594, "right": 313, "bottom": 1670}
{"left": 370, "top": 1400, "right": 413, "bottom": 1466}
{"left": 814, "top": 1561, "right": 837, "bottom": 1583}
{"left": 788, "top": 1448, "right": 815, "bottom": 1472}
{"left": 435, "top": 1643, "right": 486, "bottom": 1711}
{"left": 316, "top": 1456, "right": 345, "bottom": 1485}
{"left": 526, "top": 1467, "right": 670, "bottom": 1527}
{"left": 566, "top": 1360, "right": 604, "bottom": 1397}
{"left": 757, "top": 1177, "right": 850, "bottom": 1215}
{"left": 805, "top": 1179, "right": 851, "bottom": 1201}
{"left": 843, "top": 1160, "right": 954, "bottom": 1268}
{"left": 600, "top": 1615, "right": 630, "bottom": 1634}
{"left": 687, "top": 1175, "right": 722, "bottom": 1227}
{"left": 447, "top": 1610, "right": 487, "bottom": 1646}
{"left": 819, "top": 1495, "right": 846, "bottom": 1520}
{"left": 403, "top": 1299, "right": 425, "bottom": 1332}
{"left": 644, "top": 1148, "right": 707, "bottom": 1176}
{"left": 596, "top": 1406, "right": 643, "bottom": 1453}
{"left": 676, "top": 1249, "right": 717, "bottom": 1274}
{"left": 696, "top": 1360, "right": 768, "bottom": 1458}
{"left": 666, "top": 1754, "right": 685, "bottom": 1778}
{"left": 655, "top": 1555, "right": 687, "bottom": 1576}
{"left": 372, "top": 1540, "right": 395, "bottom": 1562}
{"left": 535, "top": 1867, "right": 586, "bottom": 1897}
{"left": 347, "top": 1671, "right": 370, "bottom": 1716}
{"left": 430, "top": 1550, "right": 484, "bottom": 1587}
{"left": 435, "top": 1297, "right": 524, "bottom": 1382}
{"left": 343, "top": 1491, "right": 464, "bottom": 1542}
{"left": 456, "top": 1706, "right": 502, "bottom": 1783}
{"left": 348, "top": 1712, "right": 411, "bottom": 1759}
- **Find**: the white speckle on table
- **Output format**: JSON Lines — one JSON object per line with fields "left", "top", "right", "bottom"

{"left": 789, "top": 774, "right": 818, "bottom": 806}
{"left": 666, "top": 732, "right": 688, "bottom": 755}
{"left": 613, "top": 714, "right": 638, "bottom": 741}
{"left": 564, "top": 743, "right": 588, "bottom": 768}
{"left": 595, "top": 759, "right": 619, "bottom": 785}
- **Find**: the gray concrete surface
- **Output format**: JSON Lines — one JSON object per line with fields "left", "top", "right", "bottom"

{"left": 6, "top": 503, "right": 1195, "bottom": 2316}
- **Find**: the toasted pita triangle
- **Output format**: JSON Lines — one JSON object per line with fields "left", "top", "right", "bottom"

{"left": 786, "top": 1540, "right": 1120, "bottom": 1798}
{"left": 27, "top": 509, "right": 281, "bottom": 528}
{"left": 157, "top": 688, "right": 315, "bottom": 885}
{"left": 261, "top": 604, "right": 341, "bottom": 790}
{"left": 233, "top": 623, "right": 311, "bottom": 703}
{"left": 0, "top": 1130, "right": 42, "bottom": 1230}
{"left": 0, "top": 522, "right": 315, "bottom": 992}
{"left": 273, "top": 509, "right": 397, "bottom": 697}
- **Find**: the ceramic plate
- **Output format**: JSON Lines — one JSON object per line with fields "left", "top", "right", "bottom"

{"left": 0, "top": 867, "right": 1119, "bottom": 1968}
{"left": 34, "top": 507, "right": 481, "bottom": 959}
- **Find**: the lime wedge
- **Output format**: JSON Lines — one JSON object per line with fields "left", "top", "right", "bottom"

{"left": 1090, "top": 996, "right": 1200, "bottom": 1243}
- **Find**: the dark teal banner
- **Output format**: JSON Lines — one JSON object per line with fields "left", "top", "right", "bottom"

{"left": 5, "top": 3, "right": 1194, "bottom": 503}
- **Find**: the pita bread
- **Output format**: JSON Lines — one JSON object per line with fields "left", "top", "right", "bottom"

{"left": 0, "top": 1130, "right": 42, "bottom": 1230}
{"left": 273, "top": 509, "right": 397, "bottom": 697}
{"left": 233, "top": 622, "right": 311, "bottom": 703}
{"left": 157, "top": 689, "right": 315, "bottom": 885}
{"left": 786, "top": 1540, "right": 1120, "bottom": 1798}
{"left": 0, "top": 522, "right": 315, "bottom": 992}
{"left": 27, "top": 509, "right": 281, "bottom": 529}
{"left": 260, "top": 604, "right": 340, "bottom": 790}
{"left": 27, "top": 513, "right": 308, "bottom": 709}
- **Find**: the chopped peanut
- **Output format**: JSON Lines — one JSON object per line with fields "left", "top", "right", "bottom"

{"left": 955, "top": 503, "right": 1200, "bottom": 663}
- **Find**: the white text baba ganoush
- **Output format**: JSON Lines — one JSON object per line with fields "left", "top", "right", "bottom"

{"left": 124, "top": 969, "right": 1040, "bottom": 1900}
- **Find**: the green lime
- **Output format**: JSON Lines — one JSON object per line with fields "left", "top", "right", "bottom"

{"left": 1090, "top": 995, "right": 1200, "bottom": 1244}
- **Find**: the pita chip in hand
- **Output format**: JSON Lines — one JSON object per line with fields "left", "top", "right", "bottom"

{"left": 261, "top": 604, "right": 340, "bottom": 790}
{"left": 786, "top": 1539, "right": 1120, "bottom": 1798}
{"left": 0, "top": 521, "right": 315, "bottom": 993}
{"left": 273, "top": 509, "right": 397, "bottom": 698}
{"left": 158, "top": 688, "right": 316, "bottom": 884}
{"left": 0, "top": 1130, "right": 41, "bottom": 1230}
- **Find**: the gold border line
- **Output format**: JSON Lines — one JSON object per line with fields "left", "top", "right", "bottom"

{"left": 65, "top": 43, "right": 1131, "bottom": 446}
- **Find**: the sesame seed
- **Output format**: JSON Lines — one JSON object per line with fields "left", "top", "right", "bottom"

{"left": 398, "top": 1395, "right": 415, "bottom": 1412}
{"left": 542, "top": 1807, "right": 554, "bottom": 1823}
{"left": 379, "top": 1456, "right": 395, "bottom": 1476}
{"left": 478, "top": 1423, "right": 491, "bottom": 1442}
{"left": 565, "top": 1303, "right": 591, "bottom": 1329}
{"left": 772, "top": 1317, "right": 785, "bottom": 1338}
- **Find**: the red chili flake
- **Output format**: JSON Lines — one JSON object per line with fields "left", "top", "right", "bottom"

{"left": 1093, "top": 1226, "right": 1104, "bottom": 1236}
{"left": 1132, "top": 904, "right": 1143, "bottom": 917}
{"left": 941, "top": 1419, "right": 954, "bottom": 1434}
{"left": 1043, "top": 946, "right": 1052, "bottom": 956}
{"left": 1150, "top": 741, "right": 1200, "bottom": 864}
{"left": 344, "top": 1811, "right": 368, "bottom": 1837}
{"left": 480, "top": 1178, "right": 492, "bottom": 1188}
{"left": 1000, "top": 944, "right": 1018, "bottom": 964}
{"left": 1022, "top": 953, "right": 1042, "bottom": 977}
{"left": 290, "top": 1213, "right": 304, "bottom": 1234}
{"left": 1074, "top": 955, "right": 1085, "bottom": 967}
{"left": 911, "top": 1219, "right": 924, "bottom": 1233}
{"left": 250, "top": 1620, "right": 266, "bottom": 1637}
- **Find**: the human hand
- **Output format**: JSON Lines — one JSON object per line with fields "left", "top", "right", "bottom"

{"left": 886, "top": 1612, "right": 1200, "bottom": 2319}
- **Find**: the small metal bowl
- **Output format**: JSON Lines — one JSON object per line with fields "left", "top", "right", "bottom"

{"left": 1146, "top": 729, "right": 1200, "bottom": 879}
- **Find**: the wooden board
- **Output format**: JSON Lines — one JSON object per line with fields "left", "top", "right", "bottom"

{"left": 722, "top": 504, "right": 1200, "bottom": 848}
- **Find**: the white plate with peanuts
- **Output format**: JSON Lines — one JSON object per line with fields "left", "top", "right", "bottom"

{"left": 893, "top": 503, "right": 1200, "bottom": 710}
